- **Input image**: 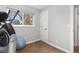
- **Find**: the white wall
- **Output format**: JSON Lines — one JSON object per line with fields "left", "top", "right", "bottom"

{"left": 0, "top": 5, "right": 40, "bottom": 42}
{"left": 48, "top": 5, "right": 74, "bottom": 52}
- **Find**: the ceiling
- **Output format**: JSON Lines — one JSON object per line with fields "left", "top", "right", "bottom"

{"left": 29, "top": 5, "right": 49, "bottom": 10}
{"left": 0, "top": 5, "right": 49, "bottom": 15}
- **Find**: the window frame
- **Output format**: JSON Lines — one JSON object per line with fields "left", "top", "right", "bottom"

{"left": 7, "top": 9, "right": 35, "bottom": 27}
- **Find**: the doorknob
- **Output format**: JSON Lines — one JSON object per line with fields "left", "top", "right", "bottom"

{"left": 45, "top": 28, "right": 47, "bottom": 30}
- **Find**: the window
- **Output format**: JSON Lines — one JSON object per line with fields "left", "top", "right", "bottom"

{"left": 8, "top": 9, "right": 34, "bottom": 26}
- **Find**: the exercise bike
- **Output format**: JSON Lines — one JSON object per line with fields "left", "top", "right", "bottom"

{"left": 0, "top": 10, "right": 19, "bottom": 53}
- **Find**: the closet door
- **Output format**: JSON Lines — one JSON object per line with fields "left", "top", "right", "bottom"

{"left": 40, "top": 10, "right": 48, "bottom": 42}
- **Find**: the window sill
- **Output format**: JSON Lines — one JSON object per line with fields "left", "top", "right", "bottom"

{"left": 13, "top": 25, "right": 35, "bottom": 27}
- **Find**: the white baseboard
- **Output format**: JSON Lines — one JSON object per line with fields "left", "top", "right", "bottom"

{"left": 26, "top": 39, "right": 41, "bottom": 44}
{"left": 41, "top": 40, "right": 71, "bottom": 53}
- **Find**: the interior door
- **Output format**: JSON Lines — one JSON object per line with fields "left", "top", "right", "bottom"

{"left": 40, "top": 10, "right": 48, "bottom": 42}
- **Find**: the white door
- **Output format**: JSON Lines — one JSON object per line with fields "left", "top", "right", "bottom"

{"left": 40, "top": 10, "right": 48, "bottom": 42}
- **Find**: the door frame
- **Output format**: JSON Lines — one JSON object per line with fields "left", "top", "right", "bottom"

{"left": 74, "top": 7, "right": 79, "bottom": 52}
{"left": 70, "top": 5, "right": 74, "bottom": 52}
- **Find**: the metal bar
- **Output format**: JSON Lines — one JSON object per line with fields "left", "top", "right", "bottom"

{"left": 11, "top": 10, "right": 19, "bottom": 23}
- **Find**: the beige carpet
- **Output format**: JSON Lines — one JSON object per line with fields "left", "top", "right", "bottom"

{"left": 16, "top": 41, "right": 64, "bottom": 53}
